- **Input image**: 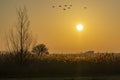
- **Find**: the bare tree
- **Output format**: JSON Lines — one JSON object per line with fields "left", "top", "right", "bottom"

{"left": 7, "top": 7, "right": 33, "bottom": 64}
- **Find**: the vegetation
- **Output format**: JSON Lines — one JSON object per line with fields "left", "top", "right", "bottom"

{"left": 32, "top": 44, "right": 49, "bottom": 56}
{"left": 6, "top": 7, "right": 33, "bottom": 64}
{"left": 0, "top": 52, "right": 120, "bottom": 77}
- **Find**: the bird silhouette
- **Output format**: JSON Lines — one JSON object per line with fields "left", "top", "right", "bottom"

{"left": 63, "top": 8, "right": 66, "bottom": 10}
{"left": 59, "top": 5, "right": 62, "bottom": 7}
{"left": 68, "top": 7, "right": 71, "bottom": 9}
{"left": 83, "top": 6, "right": 87, "bottom": 9}
{"left": 64, "top": 5, "right": 67, "bottom": 7}
{"left": 70, "top": 5, "right": 72, "bottom": 7}
{"left": 52, "top": 6, "right": 55, "bottom": 8}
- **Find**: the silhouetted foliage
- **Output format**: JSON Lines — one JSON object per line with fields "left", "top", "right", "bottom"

{"left": 0, "top": 52, "right": 120, "bottom": 77}
{"left": 32, "top": 44, "right": 49, "bottom": 56}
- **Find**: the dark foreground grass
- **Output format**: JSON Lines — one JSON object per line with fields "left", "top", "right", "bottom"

{"left": 0, "top": 52, "right": 120, "bottom": 77}
{"left": 1, "top": 76, "right": 120, "bottom": 80}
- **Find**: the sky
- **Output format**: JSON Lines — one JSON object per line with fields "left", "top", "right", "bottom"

{"left": 0, "top": 0, "right": 120, "bottom": 53}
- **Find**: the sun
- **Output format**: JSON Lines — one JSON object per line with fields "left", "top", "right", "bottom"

{"left": 76, "top": 24, "right": 84, "bottom": 31}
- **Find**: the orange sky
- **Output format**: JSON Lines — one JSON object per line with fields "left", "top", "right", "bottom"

{"left": 0, "top": 0, "right": 120, "bottom": 53}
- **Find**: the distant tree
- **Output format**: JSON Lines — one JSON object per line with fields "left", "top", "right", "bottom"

{"left": 32, "top": 44, "right": 49, "bottom": 56}
{"left": 6, "top": 7, "right": 34, "bottom": 64}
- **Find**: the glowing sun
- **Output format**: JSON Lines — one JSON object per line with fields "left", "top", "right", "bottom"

{"left": 76, "top": 24, "right": 84, "bottom": 31}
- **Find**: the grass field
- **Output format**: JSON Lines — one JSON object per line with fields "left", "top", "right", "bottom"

{"left": 1, "top": 76, "right": 120, "bottom": 80}
{"left": 0, "top": 52, "right": 120, "bottom": 78}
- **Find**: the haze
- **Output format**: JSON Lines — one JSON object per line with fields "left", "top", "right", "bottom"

{"left": 0, "top": 0, "right": 120, "bottom": 53}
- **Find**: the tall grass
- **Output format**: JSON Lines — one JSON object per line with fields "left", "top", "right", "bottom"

{"left": 0, "top": 52, "right": 120, "bottom": 77}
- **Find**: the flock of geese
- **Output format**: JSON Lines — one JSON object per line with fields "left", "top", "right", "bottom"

{"left": 52, "top": 5, "right": 87, "bottom": 11}
{"left": 52, "top": 4, "right": 73, "bottom": 10}
{"left": 50, "top": 0, "right": 87, "bottom": 11}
